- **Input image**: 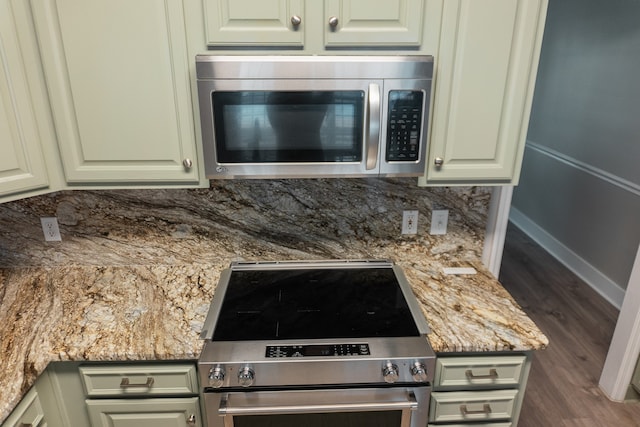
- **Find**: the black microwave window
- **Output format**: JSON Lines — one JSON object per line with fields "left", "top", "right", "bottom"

{"left": 212, "top": 91, "right": 364, "bottom": 163}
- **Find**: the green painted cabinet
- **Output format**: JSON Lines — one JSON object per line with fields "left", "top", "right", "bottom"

{"left": 35, "top": 362, "right": 203, "bottom": 427}
{"left": 86, "top": 398, "right": 201, "bottom": 427}
{"left": 421, "top": 0, "right": 548, "bottom": 185}
{"left": 1, "top": 371, "right": 65, "bottom": 427}
{"left": 429, "top": 353, "right": 531, "bottom": 427}
{"left": 323, "top": 0, "right": 425, "bottom": 48}
{"left": 30, "top": 0, "right": 201, "bottom": 185}
{"left": 1, "top": 388, "right": 48, "bottom": 427}
{"left": 204, "top": 0, "right": 430, "bottom": 50}
{"left": 81, "top": 364, "right": 202, "bottom": 427}
{"left": 205, "top": 0, "right": 305, "bottom": 47}
{"left": 0, "top": 0, "right": 50, "bottom": 199}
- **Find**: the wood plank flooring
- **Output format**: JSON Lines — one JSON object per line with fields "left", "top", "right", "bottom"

{"left": 499, "top": 222, "right": 640, "bottom": 426}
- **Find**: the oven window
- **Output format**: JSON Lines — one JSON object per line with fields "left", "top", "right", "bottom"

{"left": 233, "top": 410, "right": 402, "bottom": 427}
{"left": 212, "top": 91, "right": 364, "bottom": 163}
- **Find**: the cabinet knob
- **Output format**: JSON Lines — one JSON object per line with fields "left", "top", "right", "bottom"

{"left": 328, "top": 16, "right": 339, "bottom": 28}
{"left": 187, "top": 414, "right": 197, "bottom": 425}
{"left": 434, "top": 157, "right": 444, "bottom": 168}
{"left": 291, "top": 15, "right": 302, "bottom": 26}
{"left": 182, "top": 158, "right": 193, "bottom": 169}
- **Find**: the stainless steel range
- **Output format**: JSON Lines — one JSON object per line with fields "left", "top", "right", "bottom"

{"left": 198, "top": 260, "right": 436, "bottom": 427}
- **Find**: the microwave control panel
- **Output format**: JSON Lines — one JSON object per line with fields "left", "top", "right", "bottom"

{"left": 386, "top": 91, "right": 424, "bottom": 162}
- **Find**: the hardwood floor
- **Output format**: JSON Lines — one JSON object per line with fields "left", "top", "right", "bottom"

{"left": 499, "top": 222, "right": 640, "bottom": 426}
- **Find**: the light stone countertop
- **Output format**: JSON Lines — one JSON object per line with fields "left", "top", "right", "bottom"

{"left": 0, "top": 180, "right": 548, "bottom": 421}
{"left": 0, "top": 260, "right": 547, "bottom": 422}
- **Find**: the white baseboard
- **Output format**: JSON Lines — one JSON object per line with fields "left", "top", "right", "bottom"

{"left": 509, "top": 207, "right": 625, "bottom": 309}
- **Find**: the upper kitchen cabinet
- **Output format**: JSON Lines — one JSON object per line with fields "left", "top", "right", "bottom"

{"left": 0, "top": 0, "right": 50, "bottom": 199}
{"left": 421, "top": 0, "right": 548, "bottom": 185}
{"left": 324, "top": 0, "right": 424, "bottom": 48}
{"left": 30, "top": 0, "right": 201, "bottom": 185}
{"left": 204, "top": 0, "right": 436, "bottom": 52}
{"left": 205, "top": 0, "right": 305, "bottom": 47}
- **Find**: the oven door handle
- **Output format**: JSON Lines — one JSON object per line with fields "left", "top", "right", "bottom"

{"left": 218, "top": 389, "right": 418, "bottom": 416}
{"left": 365, "top": 83, "right": 381, "bottom": 170}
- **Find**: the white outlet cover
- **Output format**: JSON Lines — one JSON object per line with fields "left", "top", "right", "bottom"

{"left": 430, "top": 209, "right": 449, "bottom": 235}
{"left": 40, "top": 217, "right": 62, "bottom": 241}
{"left": 402, "top": 210, "right": 419, "bottom": 235}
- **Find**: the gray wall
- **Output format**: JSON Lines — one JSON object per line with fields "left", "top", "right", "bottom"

{"left": 511, "top": 0, "right": 640, "bottom": 298}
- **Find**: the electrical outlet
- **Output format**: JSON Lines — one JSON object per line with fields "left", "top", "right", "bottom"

{"left": 40, "top": 217, "right": 62, "bottom": 241}
{"left": 401, "top": 210, "right": 418, "bottom": 235}
{"left": 430, "top": 209, "right": 449, "bottom": 235}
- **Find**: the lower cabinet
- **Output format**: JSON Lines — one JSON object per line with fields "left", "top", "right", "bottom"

{"left": 2, "top": 388, "right": 47, "bottom": 427}
{"left": 86, "top": 397, "right": 200, "bottom": 427}
{"left": 1, "top": 371, "right": 64, "bottom": 427}
{"left": 22, "top": 361, "right": 204, "bottom": 427}
{"left": 79, "top": 363, "right": 202, "bottom": 427}
{"left": 428, "top": 353, "right": 531, "bottom": 427}
{"left": 428, "top": 424, "right": 512, "bottom": 427}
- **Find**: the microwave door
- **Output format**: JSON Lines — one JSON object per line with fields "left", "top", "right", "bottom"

{"left": 199, "top": 79, "right": 383, "bottom": 178}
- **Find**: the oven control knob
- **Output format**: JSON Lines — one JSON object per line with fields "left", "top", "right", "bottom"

{"left": 238, "top": 367, "right": 255, "bottom": 387}
{"left": 411, "top": 362, "right": 428, "bottom": 382}
{"left": 208, "top": 367, "right": 225, "bottom": 388}
{"left": 382, "top": 362, "right": 399, "bottom": 383}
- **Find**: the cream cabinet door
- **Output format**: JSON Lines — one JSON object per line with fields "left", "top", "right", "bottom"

{"left": 205, "top": 0, "right": 304, "bottom": 47}
{"left": 1, "top": 388, "right": 47, "bottom": 427}
{"left": 324, "top": 0, "right": 424, "bottom": 47}
{"left": 31, "top": 0, "right": 199, "bottom": 184}
{"left": 86, "top": 397, "right": 201, "bottom": 427}
{"left": 423, "top": 0, "right": 547, "bottom": 185}
{"left": 0, "top": 0, "right": 49, "bottom": 198}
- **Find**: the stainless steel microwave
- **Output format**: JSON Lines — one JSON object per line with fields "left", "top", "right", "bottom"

{"left": 196, "top": 55, "right": 433, "bottom": 179}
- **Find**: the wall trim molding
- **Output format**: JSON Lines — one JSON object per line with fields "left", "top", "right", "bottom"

{"left": 509, "top": 207, "right": 625, "bottom": 309}
{"left": 526, "top": 141, "right": 640, "bottom": 197}
{"left": 482, "top": 186, "right": 514, "bottom": 278}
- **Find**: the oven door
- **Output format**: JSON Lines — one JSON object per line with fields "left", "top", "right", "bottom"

{"left": 203, "top": 386, "right": 430, "bottom": 427}
{"left": 197, "top": 79, "right": 383, "bottom": 179}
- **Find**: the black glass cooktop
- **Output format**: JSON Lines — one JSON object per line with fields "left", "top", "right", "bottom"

{"left": 212, "top": 267, "right": 420, "bottom": 341}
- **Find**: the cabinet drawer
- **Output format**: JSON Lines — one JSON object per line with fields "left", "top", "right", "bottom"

{"left": 435, "top": 356, "right": 526, "bottom": 389}
{"left": 430, "top": 390, "right": 518, "bottom": 423}
{"left": 428, "top": 424, "right": 512, "bottom": 427}
{"left": 79, "top": 363, "right": 198, "bottom": 397}
{"left": 86, "top": 397, "right": 201, "bottom": 426}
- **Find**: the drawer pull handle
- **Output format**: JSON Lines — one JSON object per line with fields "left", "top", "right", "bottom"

{"left": 120, "top": 377, "right": 155, "bottom": 388}
{"left": 465, "top": 368, "right": 498, "bottom": 380}
{"left": 460, "top": 403, "right": 492, "bottom": 416}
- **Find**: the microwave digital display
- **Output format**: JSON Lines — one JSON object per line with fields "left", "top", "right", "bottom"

{"left": 213, "top": 91, "right": 365, "bottom": 163}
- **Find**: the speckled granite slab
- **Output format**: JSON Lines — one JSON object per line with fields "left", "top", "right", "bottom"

{"left": 0, "top": 179, "right": 547, "bottom": 422}
{"left": 0, "top": 260, "right": 547, "bottom": 421}
{"left": 0, "top": 179, "right": 489, "bottom": 267}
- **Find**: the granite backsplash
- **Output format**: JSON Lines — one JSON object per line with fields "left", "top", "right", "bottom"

{"left": 0, "top": 179, "right": 491, "bottom": 268}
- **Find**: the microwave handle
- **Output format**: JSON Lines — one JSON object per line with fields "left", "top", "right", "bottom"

{"left": 366, "top": 83, "right": 381, "bottom": 170}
